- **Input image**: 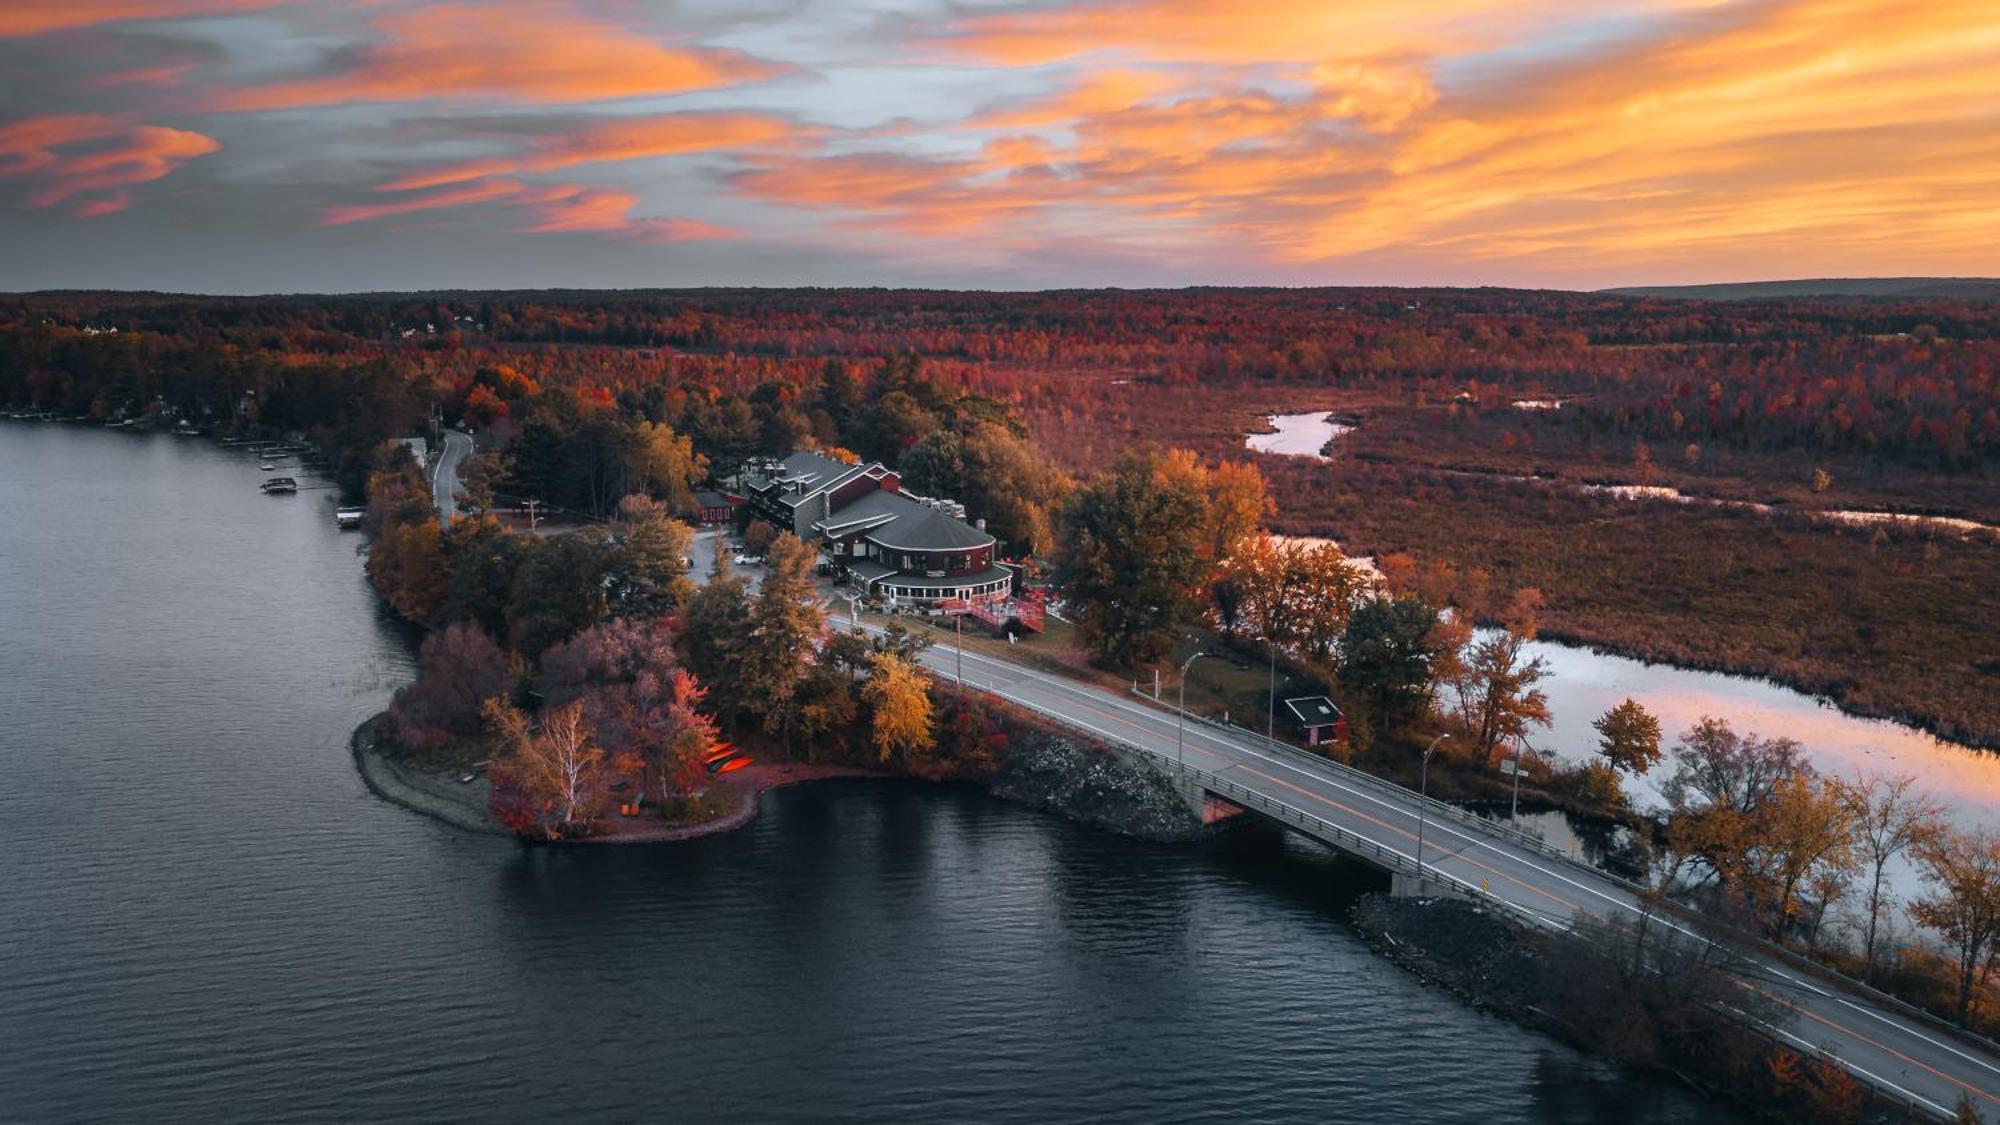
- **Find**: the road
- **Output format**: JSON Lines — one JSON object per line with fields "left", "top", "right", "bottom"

{"left": 884, "top": 625, "right": 2000, "bottom": 1119}
{"left": 431, "top": 429, "right": 474, "bottom": 525}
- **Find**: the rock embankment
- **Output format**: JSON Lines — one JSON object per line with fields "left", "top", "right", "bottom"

{"left": 1350, "top": 894, "right": 1547, "bottom": 1021}
{"left": 990, "top": 730, "right": 1205, "bottom": 843}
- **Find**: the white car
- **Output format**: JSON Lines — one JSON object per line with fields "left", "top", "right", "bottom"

{"left": 733, "top": 553, "right": 762, "bottom": 565}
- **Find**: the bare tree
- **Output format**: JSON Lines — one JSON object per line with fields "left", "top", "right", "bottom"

{"left": 1845, "top": 775, "right": 1946, "bottom": 979}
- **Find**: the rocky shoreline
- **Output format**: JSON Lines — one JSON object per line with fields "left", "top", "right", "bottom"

{"left": 351, "top": 708, "right": 1206, "bottom": 846}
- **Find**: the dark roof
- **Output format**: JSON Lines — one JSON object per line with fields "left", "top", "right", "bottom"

{"left": 692, "top": 489, "right": 737, "bottom": 507}
{"left": 848, "top": 560, "right": 897, "bottom": 583}
{"left": 813, "top": 486, "right": 920, "bottom": 532}
{"left": 1282, "top": 696, "right": 1341, "bottom": 725}
{"left": 868, "top": 508, "right": 994, "bottom": 551}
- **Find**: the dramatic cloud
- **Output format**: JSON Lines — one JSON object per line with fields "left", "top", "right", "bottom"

{"left": 0, "top": 113, "right": 219, "bottom": 216}
{"left": 1, "top": 0, "right": 1996, "bottom": 289}
{"left": 215, "top": 3, "right": 784, "bottom": 110}
{"left": 0, "top": 1, "right": 273, "bottom": 38}
{"left": 322, "top": 177, "right": 739, "bottom": 244}
{"left": 383, "top": 112, "right": 807, "bottom": 191}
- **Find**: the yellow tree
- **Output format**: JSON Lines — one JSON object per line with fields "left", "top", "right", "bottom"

{"left": 1912, "top": 828, "right": 2000, "bottom": 1027}
{"left": 484, "top": 698, "right": 604, "bottom": 837}
{"left": 862, "top": 652, "right": 934, "bottom": 765}
{"left": 1758, "top": 773, "right": 1860, "bottom": 941}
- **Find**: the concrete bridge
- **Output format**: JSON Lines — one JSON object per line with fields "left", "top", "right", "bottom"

{"left": 888, "top": 627, "right": 2000, "bottom": 1121}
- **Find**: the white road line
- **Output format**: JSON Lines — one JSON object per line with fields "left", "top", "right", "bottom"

{"left": 893, "top": 627, "right": 1999, "bottom": 1101}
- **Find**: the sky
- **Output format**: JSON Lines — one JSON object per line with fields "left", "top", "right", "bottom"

{"left": 0, "top": 0, "right": 1995, "bottom": 293}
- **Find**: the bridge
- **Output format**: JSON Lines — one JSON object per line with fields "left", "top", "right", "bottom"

{"left": 887, "top": 626, "right": 2000, "bottom": 1120}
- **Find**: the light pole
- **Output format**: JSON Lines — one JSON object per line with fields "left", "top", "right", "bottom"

{"left": 1415, "top": 732, "right": 1451, "bottom": 885}
{"left": 1261, "top": 635, "right": 1277, "bottom": 740}
{"left": 1175, "top": 651, "right": 1209, "bottom": 770}
{"left": 1510, "top": 735, "right": 1530, "bottom": 820}
{"left": 954, "top": 611, "right": 964, "bottom": 687}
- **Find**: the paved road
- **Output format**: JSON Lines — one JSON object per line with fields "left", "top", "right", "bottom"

{"left": 883, "top": 625, "right": 2000, "bottom": 1119}
{"left": 431, "top": 429, "right": 474, "bottom": 525}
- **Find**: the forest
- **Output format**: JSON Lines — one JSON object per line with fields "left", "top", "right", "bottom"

{"left": 3, "top": 286, "right": 1994, "bottom": 749}
{"left": 6, "top": 285, "right": 1999, "bottom": 1047}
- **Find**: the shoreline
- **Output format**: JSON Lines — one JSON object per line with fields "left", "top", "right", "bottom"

{"left": 352, "top": 711, "right": 896, "bottom": 844}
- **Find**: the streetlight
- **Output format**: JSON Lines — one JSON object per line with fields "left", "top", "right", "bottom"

{"left": 1415, "top": 732, "right": 1452, "bottom": 886}
{"left": 1175, "top": 651, "right": 1209, "bottom": 770}
{"left": 1260, "top": 634, "right": 1277, "bottom": 740}
{"left": 1510, "top": 735, "right": 1529, "bottom": 820}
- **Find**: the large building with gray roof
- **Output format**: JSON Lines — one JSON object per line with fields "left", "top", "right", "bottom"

{"left": 743, "top": 451, "right": 1013, "bottom": 607}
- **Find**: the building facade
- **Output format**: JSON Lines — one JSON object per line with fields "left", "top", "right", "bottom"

{"left": 744, "top": 451, "right": 1013, "bottom": 607}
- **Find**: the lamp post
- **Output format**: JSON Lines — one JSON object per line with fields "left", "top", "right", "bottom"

{"left": 1175, "top": 651, "right": 1209, "bottom": 770}
{"left": 1261, "top": 635, "right": 1277, "bottom": 740}
{"left": 1509, "top": 735, "right": 1533, "bottom": 820}
{"left": 1415, "top": 732, "right": 1451, "bottom": 885}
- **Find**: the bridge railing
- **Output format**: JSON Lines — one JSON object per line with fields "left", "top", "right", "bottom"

{"left": 925, "top": 638, "right": 2000, "bottom": 1068}
{"left": 1177, "top": 763, "right": 1563, "bottom": 934}
{"left": 1134, "top": 690, "right": 1601, "bottom": 870}
{"left": 1149, "top": 696, "right": 2000, "bottom": 1066}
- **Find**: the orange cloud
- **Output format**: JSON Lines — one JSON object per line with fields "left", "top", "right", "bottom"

{"left": 322, "top": 177, "right": 739, "bottom": 243}
{"left": 215, "top": 2, "right": 781, "bottom": 110}
{"left": 320, "top": 178, "right": 525, "bottom": 227}
{"left": 759, "top": 0, "right": 2000, "bottom": 279}
{"left": 0, "top": 114, "right": 218, "bottom": 216}
{"left": 0, "top": 0, "right": 271, "bottom": 38}
{"left": 385, "top": 112, "right": 806, "bottom": 191}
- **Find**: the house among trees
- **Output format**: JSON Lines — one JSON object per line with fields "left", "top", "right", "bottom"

{"left": 744, "top": 451, "right": 1014, "bottom": 608}
{"left": 1282, "top": 695, "right": 1347, "bottom": 747}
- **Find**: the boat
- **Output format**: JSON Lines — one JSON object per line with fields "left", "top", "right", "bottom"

{"left": 259, "top": 462, "right": 276, "bottom": 471}
{"left": 335, "top": 507, "right": 365, "bottom": 529}
{"left": 261, "top": 477, "right": 297, "bottom": 495}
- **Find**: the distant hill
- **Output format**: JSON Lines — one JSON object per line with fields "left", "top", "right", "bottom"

{"left": 1604, "top": 278, "right": 2000, "bottom": 301}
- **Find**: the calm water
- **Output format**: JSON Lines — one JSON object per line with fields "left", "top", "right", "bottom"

{"left": 0, "top": 424, "right": 1732, "bottom": 1123}
{"left": 1246, "top": 412, "right": 1353, "bottom": 461}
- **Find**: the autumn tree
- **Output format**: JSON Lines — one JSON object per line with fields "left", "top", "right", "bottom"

{"left": 679, "top": 556, "right": 755, "bottom": 725}
{"left": 1210, "top": 534, "right": 1370, "bottom": 669}
{"left": 1912, "top": 828, "right": 2000, "bottom": 1027}
{"left": 1844, "top": 775, "right": 1946, "bottom": 978}
{"left": 1447, "top": 589, "right": 1551, "bottom": 759}
{"left": 1758, "top": 773, "right": 1859, "bottom": 943}
{"left": 1056, "top": 447, "right": 1212, "bottom": 665}
{"left": 1595, "top": 698, "right": 1664, "bottom": 776}
{"left": 388, "top": 622, "right": 514, "bottom": 751}
{"left": 741, "top": 533, "right": 826, "bottom": 743}
{"left": 863, "top": 651, "right": 934, "bottom": 766}
{"left": 605, "top": 494, "right": 694, "bottom": 619}
{"left": 539, "top": 617, "right": 717, "bottom": 804}
{"left": 626, "top": 419, "right": 706, "bottom": 516}
{"left": 484, "top": 697, "right": 604, "bottom": 838}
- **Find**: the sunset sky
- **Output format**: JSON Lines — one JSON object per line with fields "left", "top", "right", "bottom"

{"left": 2, "top": 0, "right": 1995, "bottom": 292}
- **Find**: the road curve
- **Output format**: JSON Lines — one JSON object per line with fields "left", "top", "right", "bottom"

{"left": 888, "top": 625, "right": 2000, "bottom": 1120}
{"left": 431, "top": 429, "right": 474, "bottom": 526}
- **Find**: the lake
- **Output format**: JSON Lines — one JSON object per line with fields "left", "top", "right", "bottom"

{"left": 0, "top": 422, "right": 1733, "bottom": 1121}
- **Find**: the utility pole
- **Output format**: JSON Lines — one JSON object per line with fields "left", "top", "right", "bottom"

{"left": 955, "top": 611, "right": 964, "bottom": 687}
{"left": 523, "top": 497, "right": 542, "bottom": 532}
{"left": 1175, "top": 651, "right": 1209, "bottom": 770}
{"left": 1415, "top": 732, "right": 1452, "bottom": 887}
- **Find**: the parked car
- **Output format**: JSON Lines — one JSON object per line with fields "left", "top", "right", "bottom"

{"left": 733, "top": 553, "right": 762, "bottom": 565}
